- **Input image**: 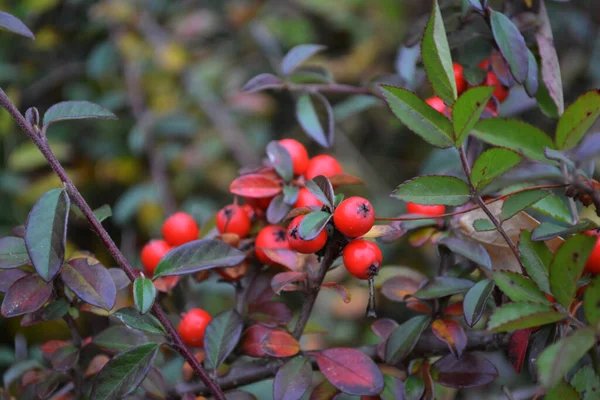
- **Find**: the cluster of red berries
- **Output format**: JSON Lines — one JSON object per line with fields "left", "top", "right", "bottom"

{"left": 426, "top": 58, "right": 510, "bottom": 117}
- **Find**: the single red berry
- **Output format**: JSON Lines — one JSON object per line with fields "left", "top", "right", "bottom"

{"left": 453, "top": 63, "right": 467, "bottom": 94}
{"left": 254, "top": 225, "right": 291, "bottom": 265}
{"left": 333, "top": 196, "right": 375, "bottom": 238}
{"left": 305, "top": 155, "right": 343, "bottom": 180}
{"left": 287, "top": 215, "right": 328, "bottom": 254}
{"left": 343, "top": 239, "right": 382, "bottom": 280}
{"left": 484, "top": 71, "right": 509, "bottom": 103}
{"left": 140, "top": 239, "right": 171, "bottom": 276}
{"left": 406, "top": 202, "right": 446, "bottom": 217}
{"left": 426, "top": 97, "right": 446, "bottom": 114}
{"left": 162, "top": 212, "right": 199, "bottom": 246}
{"left": 279, "top": 138, "right": 309, "bottom": 176}
{"left": 295, "top": 187, "right": 323, "bottom": 208}
{"left": 177, "top": 308, "right": 212, "bottom": 347}
{"left": 585, "top": 233, "right": 600, "bottom": 275}
{"left": 216, "top": 204, "right": 251, "bottom": 238}
{"left": 246, "top": 196, "right": 274, "bottom": 210}
{"left": 242, "top": 204, "right": 258, "bottom": 221}
{"left": 478, "top": 58, "right": 490, "bottom": 71}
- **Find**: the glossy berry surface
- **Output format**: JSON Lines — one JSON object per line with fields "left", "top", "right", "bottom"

{"left": 406, "top": 202, "right": 446, "bottom": 217}
{"left": 343, "top": 239, "right": 383, "bottom": 280}
{"left": 426, "top": 97, "right": 446, "bottom": 114}
{"left": 287, "top": 215, "right": 328, "bottom": 254}
{"left": 279, "top": 138, "right": 309, "bottom": 176}
{"left": 585, "top": 234, "right": 600, "bottom": 275}
{"left": 305, "top": 155, "right": 343, "bottom": 180}
{"left": 333, "top": 197, "right": 375, "bottom": 238}
{"left": 162, "top": 212, "right": 199, "bottom": 246}
{"left": 485, "top": 71, "right": 509, "bottom": 103}
{"left": 177, "top": 308, "right": 212, "bottom": 347}
{"left": 254, "top": 225, "right": 291, "bottom": 265}
{"left": 216, "top": 204, "right": 251, "bottom": 238}
{"left": 295, "top": 188, "right": 323, "bottom": 208}
{"left": 453, "top": 63, "right": 467, "bottom": 94}
{"left": 140, "top": 239, "right": 171, "bottom": 276}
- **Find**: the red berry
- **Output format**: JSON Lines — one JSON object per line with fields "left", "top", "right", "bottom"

{"left": 162, "top": 212, "right": 199, "bottom": 246}
{"left": 177, "top": 308, "right": 212, "bottom": 347}
{"left": 484, "top": 71, "right": 509, "bottom": 103}
{"left": 585, "top": 234, "right": 600, "bottom": 275}
{"left": 254, "top": 225, "right": 291, "bottom": 265}
{"left": 279, "top": 139, "right": 309, "bottom": 176}
{"left": 343, "top": 240, "right": 382, "bottom": 280}
{"left": 287, "top": 215, "right": 328, "bottom": 254}
{"left": 305, "top": 155, "right": 343, "bottom": 180}
{"left": 242, "top": 204, "right": 258, "bottom": 221}
{"left": 140, "top": 239, "right": 171, "bottom": 276}
{"left": 453, "top": 63, "right": 467, "bottom": 94}
{"left": 426, "top": 97, "right": 446, "bottom": 114}
{"left": 216, "top": 204, "right": 251, "bottom": 238}
{"left": 406, "top": 202, "right": 446, "bottom": 217}
{"left": 333, "top": 196, "right": 375, "bottom": 238}
{"left": 246, "top": 196, "right": 274, "bottom": 210}
{"left": 478, "top": 58, "right": 490, "bottom": 71}
{"left": 545, "top": 293, "right": 555, "bottom": 303}
{"left": 484, "top": 99, "right": 498, "bottom": 117}
{"left": 295, "top": 188, "right": 323, "bottom": 209}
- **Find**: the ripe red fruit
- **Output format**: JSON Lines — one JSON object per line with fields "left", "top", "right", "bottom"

{"left": 177, "top": 308, "right": 212, "bottom": 347}
{"left": 453, "top": 63, "right": 467, "bottom": 94}
{"left": 162, "top": 212, "right": 199, "bottom": 246}
{"left": 279, "top": 138, "right": 309, "bottom": 176}
{"left": 254, "top": 225, "right": 291, "bottom": 265}
{"left": 478, "top": 58, "right": 490, "bottom": 71}
{"left": 246, "top": 196, "right": 274, "bottom": 210}
{"left": 406, "top": 202, "right": 446, "bottom": 217}
{"left": 305, "top": 155, "right": 343, "bottom": 180}
{"left": 333, "top": 196, "right": 375, "bottom": 238}
{"left": 295, "top": 188, "right": 323, "bottom": 208}
{"left": 242, "top": 204, "right": 258, "bottom": 221}
{"left": 426, "top": 97, "right": 446, "bottom": 114}
{"left": 216, "top": 204, "right": 251, "bottom": 238}
{"left": 140, "top": 239, "right": 171, "bottom": 276}
{"left": 287, "top": 215, "right": 328, "bottom": 254}
{"left": 485, "top": 71, "right": 509, "bottom": 103}
{"left": 343, "top": 239, "right": 383, "bottom": 280}
{"left": 585, "top": 234, "right": 600, "bottom": 275}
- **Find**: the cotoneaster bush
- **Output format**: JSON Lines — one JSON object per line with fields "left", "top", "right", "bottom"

{"left": 0, "top": 1, "right": 599, "bottom": 400}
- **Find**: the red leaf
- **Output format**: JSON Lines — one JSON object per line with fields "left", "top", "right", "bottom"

{"left": 1, "top": 274, "right": 53, "bottom": 317}
{"left": 260, "top": 248, "right": 299, "bottom": 271}
{"left": 321, "top": 282, "right": 351, "bottom": 304}
{"left": 284, "top": 207, "right": 315, "bottom": 221}
{"left": 85, "top": 355, "right": 110, "bottom": 377}
{"left": 381, "top": 275, "right": 426, "bottom": 302}
{"left": 230, "top": 174, "right": 282, "bottom": 198}
{"left": 443, "top": 302, "right": 464, "bottom": 317}
{"left": 370, "top": 318, "right": 399, "bottom": 340}
{"left": 309, "top": 379, "right": 340, "bottom": 400}
{"left": 315, "top": 348, "right": 384, "bottom": 396}
{"left": 273, "top": 356, "right": 312, "bottom": 400}
{"left": 406, "top": 299, "right": 433, "bottom": 315}
{"left": 41, "top": 340, "right": 69, "bottom": 355}
{"left": 248, "top": 302, "right": 293, "bottom": 326}
{"left": 329, "top": 173, "right": 365, "bottom": 187}
{"left": 271, "top": 271, "right": 307, "bottom": 295}
{"left": 0, "top": 269, "right": 29, "bottom": 293}
{"left": 431, "top": 319, "right": 468, "bottom": 359}
{"left": 247, "top": 274, "right": 275, "bottom": 306}
{"left": 431, "top": 353, "right": 498, "bottom": 388}
{"left": 507, "top": 328, "right": 532, "bottom": 373}
{"left": 260, "top": 330, "right": 300, "bottom": 358}
{"left": 241, "top": 325, "right": 272, "bottom": 357}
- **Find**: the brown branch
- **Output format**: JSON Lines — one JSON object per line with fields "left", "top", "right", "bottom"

{"left": 0, "top": 88, "right": 226, "bottom": 400}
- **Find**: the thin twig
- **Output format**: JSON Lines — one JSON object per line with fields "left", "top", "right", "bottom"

{"left": 0, "top": 88, "right": 226, "bottom": 400}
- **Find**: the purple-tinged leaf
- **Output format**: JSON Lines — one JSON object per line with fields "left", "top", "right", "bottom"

{"left": 274, "top": 356, "right": 312, "bottom": 400}
{"left": 61, "top": 258, "right": 116, "bottom": 310}
{"left": 141, "top": 367, "right": 167, "bottom": 399}
{"left": 321, "top": 282, "right": 351, "bottom": 304}
{"left": 0, "top": 11, "right": 34, "bottom": 39}
{"left": 133, "top": 277, "right": 156, "bottom": 315}
{"left": 0, "top": 269, "right": 29, "bottom": 292}
{"left": 0, "top": 237, "right": 30, "bottom": 269}
{"left": 243, "top": 73, "right": 284, "bottom": 92}
{"left": 249, "top": 302, "right": 293, "bottom": 325}
{"left": 371, "top": 318, "right": 400, "bottom": 340}
{"left": 25, "top": 188, "right": 70, "bottom": 282}
{"left": 490, "top": 10, "right": 528, "bottom": 83}
{"left": 439, "top": 237, "right": 492, "bottom": 270}
{"left": 309, "top": 379, "right": 340, "bottom": 400}
{"left": 51, "top": 345, "right": 79, "bottom": 372}
{"left": 35, "top": 371, "right": 65, "bottom": 399}
{"left": 281, "top": 44, "right": 326, "bottom": 76}
{"left": 108, "top": 268, "right": 130, "bottom": 290}
{"left": 43, "top": 101, "right": 117, "bottom": 127}
{"left": 1, "top": 274, "right": 53, "bottom": 317}
{"left": 431, "top": 318, "right": 467, "bottom": 358}
{"left": 296, "top": 93, "right": 335, "bottom": 148}
{"left": 267, "top": 141, "right": 294, "bottom": 182}
{"left": 226, "top": 390, "right": 258, "bottom": 400}
{"left": 316, "top": 348, "right": 384, "bottom": 396}
{"left": 413, "top": 277, "right": 474, "bottom": 299}
{"left": 385, "top": 316, "right": 430, "bottom": 364}
{"left": 267, "top": 194, "right": 291, "bottom": 224}
{"left": 271, "top": 271, "right": 307, "bottom": 295}
{"left": 204, "top": 309, "right": 243, "bottom": 370}
{"left": 525, "top": 49, "right": 539, "bottom": 97}
{"left": 431, "top": 353, "right": 498, "bottom": 388}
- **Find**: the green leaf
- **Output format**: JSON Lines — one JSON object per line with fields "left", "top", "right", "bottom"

{"left": 490, "top": 10, "right": 528, "bottom": 83}
{"left": 550, "top": 234, "right": 596, "bottom": 309}
{"left": 404, "top": 375, "right": 425, "bottom": 400}
{"left": 571, "top": 365, "right": 600, "bottom": 400}
{"left": 133, "top": 278, "right": 156, "bottom": 315}
{"left": 392, "top": 175, "right": 470, "bottom": 206}
{"left": 25, "top": 188, "right": 70, "bottom": 282}
{"left": 379, "top": 85, "right": 454, "bottom": 148}
{"left": 153, "top": 239, "right": 245, "bottom": 279}
{"left": 470, "top": 147, "right": 523, "bottom": 190}
{"left": 531, "top": 194, "right": 572, "bottom": 223}
{"left": 43, "top": 101, "right": 117, "bottom": 127}
{"left": 421, "top": 0, "right": 457, "bottom": 104}
{"left": 91, "top": 343, "right": 159, "bottom": 400}
{"left": 463, "top": 279, "right": 494, "bottom": 327}
{"left": 305, "top": 176, "right": 334, "bottom": 209}
{"left": 413, "top": 277, "right": 474, "bottom": 299}
{"left": 281, "top": 44, "right": 326, "bottom": 76}
{"left": 298, "top": 211, "right": 331, "bottom": 241}
{"left": 113, "top": 307, "right": 165, "bottom": 335}
{"left": 385, "top": 315, "right": 430, "bottom": 364}
{"left": 555, "top": 90, "right": 600, "bottom": 150}
{"left": 584, "top": 275, "right": 600, "bottom": 329}
{"left": 93, "top": 204, "right": 112, "bottom": 223}
{"left": 0, "top": 237, "right": 30, "bottom": 269}
{"left": 473, "top": 219, "right": 496, "bottom": 232}
{"left": 492, "top": 271, "right": 550, "bottom": 304}
{"left": 472, "top": 119, "right": 555, "bottom": 163}
{"left": 487, "top": 302, "right": 564, "bottom": 332}
{"left": 500, "top": 189, "right": 550, "bottom": 221}
{"left": 204, "top": 309, "right": 243, "bottom": 370}
{"left": 532, "top": 221, "right": 597, "bottom": 241}
{"left": 537, "top": 328, "right": 596, "bottom": 389}
{"left": 93, "top": 326, "right": 147, "bottom": 352}
{"left": 440, "top": 237, "right": 492, "bottom": 269}
{"left": 525, "top": 49, "right": 539, "bottom": 97}
{"left": 519, "top": 231, "right": 552, "bottom": 294}
{"left": 452, "top": 86, "right": 495, "bottom": 146}
{"left": 296, "top": 93, "right": 333, "bottom": 148}
{"left": 545, "top": 381, "right": 581, "bottom": 400}
{"left": 266, "top": 141, "right": 294, "bottom": 183}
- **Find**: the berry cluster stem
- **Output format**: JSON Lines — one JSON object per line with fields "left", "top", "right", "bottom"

{"left": 0, "top": 88, "right": 227, "bottom": 400}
